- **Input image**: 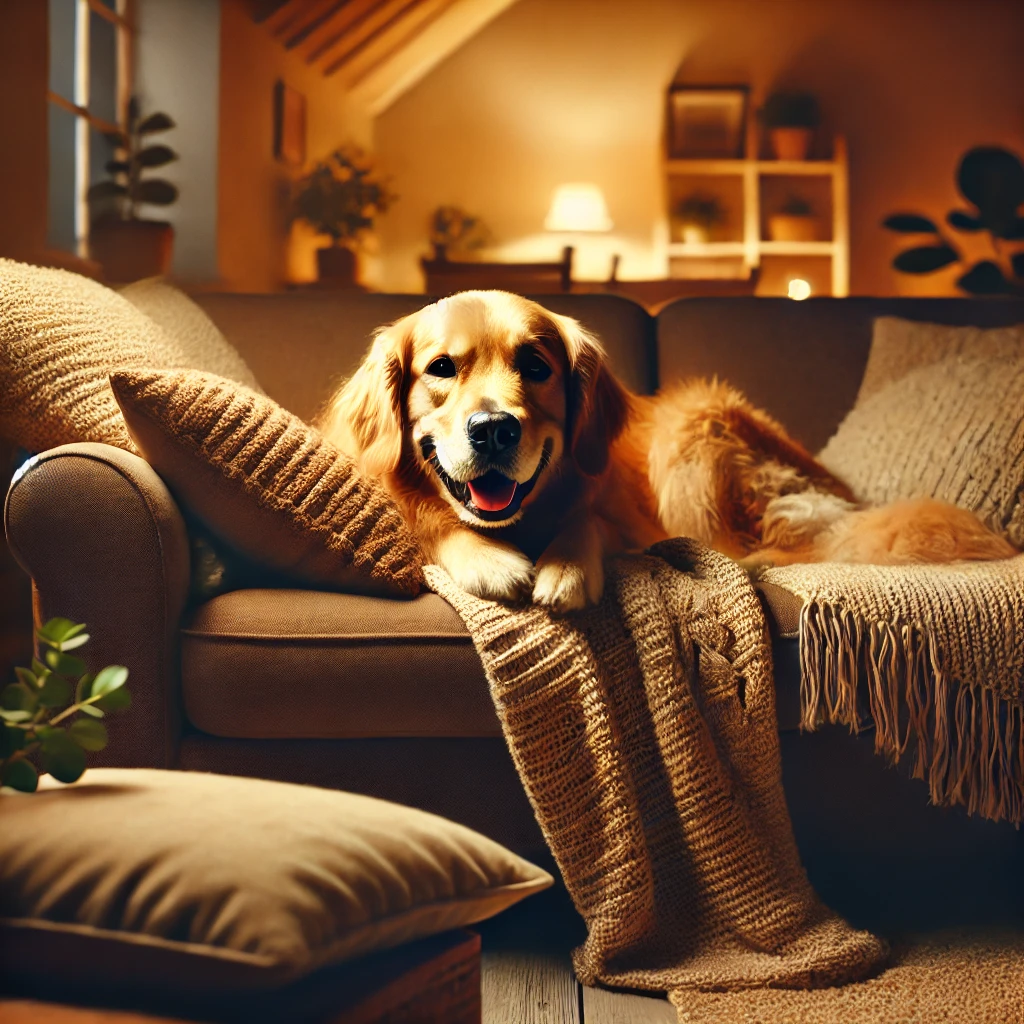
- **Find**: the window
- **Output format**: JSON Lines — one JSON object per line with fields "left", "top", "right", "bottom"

{"left": 47, "top": 0, "right": 134, "bottom": 255}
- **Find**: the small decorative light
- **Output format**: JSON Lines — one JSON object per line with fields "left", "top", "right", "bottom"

{"left": 787, "top": 277, "right": 812, "bottom": 300}
{"left": 544, "top": 183, "right": 613, "bottom": 232}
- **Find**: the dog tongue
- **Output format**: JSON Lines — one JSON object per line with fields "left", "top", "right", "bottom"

{"left": 467, "top": 471, "right": 517, "bottom": 512}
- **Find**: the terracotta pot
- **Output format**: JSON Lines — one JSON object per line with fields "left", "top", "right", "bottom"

{"left": 89, "top": 219, "right": 174, "bottom": 283}
{"left": 317, "top": 245, "right": 358, "bottom": 284}
{"left": 768, "top": 214, "right": 819, "bottom": 243}
{"left": 770, "top": 127, "right": 814, "bottom": 161}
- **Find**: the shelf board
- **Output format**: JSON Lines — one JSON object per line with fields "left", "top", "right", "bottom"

{"left": 667, "top": 241, "right": 747, "bottom": 257}
{"left": 665, "top": 159, "right": 839, "bottom": 177}
{"left": 759, "top": 240, "right": 837, "bottom": 256}
{"left": 757, "top": 160, "right": 839, "bottom": 176}
{"left": 665, "top": 159, "right": 747, "bottom": 175}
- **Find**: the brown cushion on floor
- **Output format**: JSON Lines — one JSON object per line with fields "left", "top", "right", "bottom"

{"left": 0, "top": 769, "right": 552, "bottom": 997}
{"left": 182, "top": 589, "right": 499, "bottom": 739}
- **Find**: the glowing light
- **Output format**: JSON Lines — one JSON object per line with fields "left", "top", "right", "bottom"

{"left": 544, "top": 183, "right": 613, "bottom": 232}
{"left": 787, "top": 278, "right": 812, "bottom": 300}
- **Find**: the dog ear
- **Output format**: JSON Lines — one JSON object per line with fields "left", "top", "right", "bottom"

{"left": 549, "top": 313, "right": 630, "bottom": 476}
{"left": 317, "top": 319, "right": 410, "bottom": 476}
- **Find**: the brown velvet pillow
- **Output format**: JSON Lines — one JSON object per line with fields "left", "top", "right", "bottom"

{"left": 0, "top": 769, "right": 552, "bottom": 997}
{"left": 110, "top": 368, "right": 424, "bottom": 596}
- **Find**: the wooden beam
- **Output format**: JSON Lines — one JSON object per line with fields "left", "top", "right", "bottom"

{"left": 282, "top": 0, "right": 350, "bottom": 47}
{"left": 349, "top": 0, "right": 519, "bottom": 115}
{"left": 261, "top": 0, "right": 321, "bottom": 36}
{"left": 299, "top": 0, "right": 390, "bottom": 62}
{"left": 328, "top": 0, "right": 455, "bottom": 80}
{"left": 250, "top": 0, "right": 292, "bottom": 24}
{"left": 307, "top": 0, "right": 415, "bottom": 66}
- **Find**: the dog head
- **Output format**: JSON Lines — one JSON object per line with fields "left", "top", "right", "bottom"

{"left": 320, "top": 291, "right": 629, "bottom": 528}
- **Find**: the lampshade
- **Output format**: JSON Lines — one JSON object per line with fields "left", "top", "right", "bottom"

{"left": 544, "top": 183, "right": 613, "bottom": 232}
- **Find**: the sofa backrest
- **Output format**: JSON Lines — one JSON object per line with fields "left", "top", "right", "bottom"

{"left": 657, "top": 298, "right": 1024, "bottom": 452}
{"left": 195, "top": 291, "right": 658, "bottom": 423}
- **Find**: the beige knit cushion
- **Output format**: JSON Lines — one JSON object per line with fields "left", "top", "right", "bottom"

{"left": 857, "top": 316, "right": 1024, "bottom": 403}
{"left": 821, "top": 356, "right": 1024, "bottom": 546}
{"left": 0, "top": 259, "right": 191, "bottom": 452}
{"left": 120, "top": 278, "right": 263, "bottom": 391}
{"left": 110, "top": 368, "right": 425, "bottom": 595}
{"left": 0, "top": 769, "right": 552, "bottom": 995}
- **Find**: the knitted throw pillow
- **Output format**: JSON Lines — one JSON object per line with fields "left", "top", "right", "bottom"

{"left": 110, "top": 368, "right": 425, "bottom": 595}
{"left": 120, "top": 278, "right": 264, "bottom": 392}
{"left": 821, "top": 356, "right": 1024, "bottom": 547}
{"left": 857, "top": 316, "right": 1024, "bottom": 404}
{"left": 0, "top": 259, "right": 191, "bottom": 452}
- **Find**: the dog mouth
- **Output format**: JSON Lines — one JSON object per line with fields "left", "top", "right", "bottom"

{"left": 422, "top": 440, "right": 553, "bottom": 523}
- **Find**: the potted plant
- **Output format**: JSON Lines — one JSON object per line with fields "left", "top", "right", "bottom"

{"left": 86, "top": 98, "right": 178, "bottom": 283}
{"left": 769, "top": 195, "right": 819, "bottom": 242}
{"left": 675, "top": 193, "right": 725, "bottom": 245}
{"left": 428, "top": 206, "right": 490, "bottom": 260}
{"left": 759, "top": 92, "right": 820, "bottom": 161}
{"left": 292, "top": 146, "right": 396, "bottom": 285}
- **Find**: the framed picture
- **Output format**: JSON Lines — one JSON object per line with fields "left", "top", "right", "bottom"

{"left": 273, "top": 80, "right": 306, "bottom": 167}
{"left": 666, "top": 85, "right": 749, "bottom": 159}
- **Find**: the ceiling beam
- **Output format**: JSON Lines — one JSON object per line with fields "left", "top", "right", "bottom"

{"left": 348, "top": 0, "right": 518, "bottom": 115}
{"left": 300, "top": 0, "right": 393, "bottom": 63}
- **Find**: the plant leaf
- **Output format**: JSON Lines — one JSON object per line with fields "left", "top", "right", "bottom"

{"left": 69, "top": 719, "right": 108, "bottom": 751}
{"left": 91, "top": 666, "right": 128, "bottom": 697}
{"left": 998, "top": 217, "right": 1024, "bottom": 241}
{"left": 0, "top": 725, "right": 25, "bottom": 758}
{"left": 138, "top": 112, "right": 175, "bottom": 134}
{"left": 105, "top": 159, "right": 131, "bottom": 175}
{"left": 947, "top": 210, "right": 983, "bottom": 232}
{"left": 1, "top": 683, "right": 33, "bottom": 711}
{"left": 40, "top": 732, "right": 87, "bottom": 783}
{"left": 38, "top": 674, "right": 72, "bottom": 708}
{"left": 956, "top": 260, "right": 1012, "bottom": 295}
{"left": 75, "top": 673, "right": 94, "bottom": 704}
{"left": 2, "top": 759, "right": 38, "bottom": 793}
{"left": 37, "top": 618, "right": 78, "bottom": 644}
{"left": 132, "top": 179, "right": 179, "bottom": 205}
{"left": 882, "top": 213, "right": 939, "bottom": 233}
{"left": 136, "top": 145, "right": 177, "bottom": 168}
{"left": 956, "top": 146, "right": 1024, "bottom": 216}
{"left": 14, "top": 667, "right": 37, "bottom": 690}
{"left": 78, "top": 704, "right": 105, "bottom": 719}
{"left": 0, "top": 710, "right": 32, "bottom": 723}
{"left": 1012, "top": 252, "right": 1024, "bottom": 280}
{"left": 45, "top": 650, "right": 87, "bottom": 677}
{"left": 60, "top": 633, "right": 90, "bottom": 651}
{"left": 893, "top": 245, "right": 959, "bottom": 274}
{"left": 87, "top": 181, "right": 129, "bottom": 202}
{"left": 95, "top": 686, "right": 131, "bottom": 712}
{"left": 31, "top": 659, "right": 49, "bottom": 679}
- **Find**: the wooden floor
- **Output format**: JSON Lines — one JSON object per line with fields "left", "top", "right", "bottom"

{"left": 476, "top": 881, "right": 676, "bottom": 1024}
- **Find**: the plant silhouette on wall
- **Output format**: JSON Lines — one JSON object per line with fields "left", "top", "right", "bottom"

{"left": 883, "top": 146, "right": 1024, "bottom": 295}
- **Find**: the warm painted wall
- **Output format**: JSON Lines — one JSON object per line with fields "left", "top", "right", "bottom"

{"left": 217, "top": 0, "right": 372, "bottom": 292}
{"left": 136, "top": 0, "right": 221, "bottom": 282}
{"left": 375, "top": 0, "right": 1024, "bottom": 295}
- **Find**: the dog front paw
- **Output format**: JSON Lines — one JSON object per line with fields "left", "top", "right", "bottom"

{"left": 439, "top": 532, "right": 534, "bottom": 602}
{"left": 533, "top": 556, "right": 603, "bottom": 613}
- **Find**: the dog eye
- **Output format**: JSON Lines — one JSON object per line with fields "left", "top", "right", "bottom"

{"left": 520, "top": 351, "right": 552, "bottom": 382}
{"left": 426, "top": 355, "right": 457, "bottom": 378}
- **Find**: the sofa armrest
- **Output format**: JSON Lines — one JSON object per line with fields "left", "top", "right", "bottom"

{"left": 4, "top": 443, "right": 191, "bottom": 768}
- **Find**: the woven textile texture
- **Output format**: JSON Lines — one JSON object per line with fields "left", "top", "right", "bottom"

{"left": 820, "top": 356, "right": 1024, "bottom": 546}
{"left": 0, "top": 259, "right": 190, "bottom": 452}
{"left": 761, "top": 554, "right": 1024, "bottom": 825}
{"left": 120, "top": 277, "right": 264, "bottom": 392}
{"left": 427, "top": 540, "right": 887, "bottom": 1000}
{"left": 111, "top": 368, "right": 425, "bottom": 596}
{"left": 854, "top": 315, "right": 1024, "bottom": 404}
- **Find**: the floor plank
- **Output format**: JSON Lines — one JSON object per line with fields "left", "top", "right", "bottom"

{"left": 582, "top": 984, "right": 678, "bottom": 1023}
{"left": 482, "top": 949, "right": 579, "bottom": 1024}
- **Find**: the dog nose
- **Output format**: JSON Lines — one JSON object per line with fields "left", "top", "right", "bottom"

{"left": 467, "top": 412, "right": 522, "bottom": 454}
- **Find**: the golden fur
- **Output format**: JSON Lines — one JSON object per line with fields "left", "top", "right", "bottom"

{"left": 319, "top": 291, "right": 1016, "bottom": 609}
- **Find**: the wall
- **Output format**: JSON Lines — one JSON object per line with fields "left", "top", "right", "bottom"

{"left": 374, "top": 0, "right": 1024, "bottom": 295}
{"left": 136, "top": 0, "right": 221, "bottom": 282}
{"left": 217, "top": 0, "right": 372, "bottom": 292}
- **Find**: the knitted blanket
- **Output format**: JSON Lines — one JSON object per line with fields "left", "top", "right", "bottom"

{"left": 427, "top": 539, "right": 887, "bottom": 1001}
{"left": 761, "top": 554, "right": 1024, "bottom": 825}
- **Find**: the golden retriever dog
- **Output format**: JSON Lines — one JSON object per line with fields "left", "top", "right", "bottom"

{"left": 318, "top": 291, "right": 1015, "bottom": 610}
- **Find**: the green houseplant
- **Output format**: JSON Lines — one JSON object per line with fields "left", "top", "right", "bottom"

{"left": 429, "top": 205, "right": 490, "bottom": 260}
{"left": 769, "top": 195, "right": 819, "bottom": 242}
{"left": 883, "top": 146, "right": 1024, "bottom": 295}
{"left": 292, "top": 146, "right": 397, "bottom": 284}
{"left": 87, "top": 97, "right": 178, "bottom": 283}
{"left": 1, "top": 619, "right": 131, "bottom": 793}
{"left": 675, "top": 193, "right": 725, "bottom": 245}
{"left": 759, "top": 92, "right": 820, "bottom": 161}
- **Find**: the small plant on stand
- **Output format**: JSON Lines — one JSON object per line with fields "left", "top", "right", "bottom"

{"left": 0, "top": 619, "right": 131, "bottom": 792}
{"left": 769, "top": 195, "right": 819, "bottom": 242}
{"left": 292, "top": 145, "right": 397, "bottom": 285}
{"left": 675, "top": 193, "right": 724, "bottom": 245}
{"left": 429, "top": 206, "right": 491, "bottom": 260}
{"left": 759, "top": 92, "right": 820, "bottom": 161}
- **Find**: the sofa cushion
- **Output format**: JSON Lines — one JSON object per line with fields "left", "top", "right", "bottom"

{"left": 181, "top": 586, "right": 806, "bottom": 738}
{"left": 110, "top": 368, "right": 424, "bottom": 596}
{"left": 120, "top": 277, "right": 264, "bottom": 392}
{"left": 0, "top": 769, "right": 551, "bottom": 997}
{"left": 182, "top": 589, "right": 499, "bottom": 738}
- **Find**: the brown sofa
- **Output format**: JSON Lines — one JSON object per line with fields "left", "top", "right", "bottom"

{"left": 6, "top": 293, "right": 1024, "bottom": 933}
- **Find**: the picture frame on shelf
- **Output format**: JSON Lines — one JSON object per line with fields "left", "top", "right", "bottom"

{"left": 273, "top": 80, "right": 306, "bottom": 167}
{"left": 666, "top": 85, "right": 749, "bottom": 159}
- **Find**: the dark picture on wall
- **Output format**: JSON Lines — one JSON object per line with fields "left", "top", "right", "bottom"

{"left": 667, "top": 85, "right": 749, "bottom": 159}
{"left": 273, "top": 80, "right": 306, "bottom": 167}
